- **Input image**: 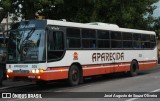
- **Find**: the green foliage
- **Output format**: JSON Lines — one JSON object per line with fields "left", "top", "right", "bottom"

{"left": 0, "top": 0, "right": 160, "bottom": 34}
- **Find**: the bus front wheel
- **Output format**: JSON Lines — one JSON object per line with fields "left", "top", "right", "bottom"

{"left": 68, "top": 65, "right": 80, "bottom": 86}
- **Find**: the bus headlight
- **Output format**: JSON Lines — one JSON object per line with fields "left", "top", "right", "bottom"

{"left": 31, "top": 69, "right": 36, "bottom": 73}
{"left": 7, "top": 69, "right": 13, "bottom": 73}
{"left": 35, "top": 69, "right": 39, "bottom": 74}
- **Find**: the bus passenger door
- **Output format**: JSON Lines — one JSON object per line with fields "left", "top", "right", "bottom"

{"left": 47, "top": 29, "right": 65, "bottom": 63}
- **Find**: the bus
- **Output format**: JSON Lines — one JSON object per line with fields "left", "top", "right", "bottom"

{"left": 6, "top": 20, "right": 157, "bottom": 86}
{"left": 0, "top": 34, "right": 8, "bottom": 86}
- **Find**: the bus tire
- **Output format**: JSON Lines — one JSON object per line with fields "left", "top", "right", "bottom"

{"left": 129, "top": 60, "right": 139, "bottom": 77}
{"left": 68, "top": 65, "right": 80, "bottom": 86}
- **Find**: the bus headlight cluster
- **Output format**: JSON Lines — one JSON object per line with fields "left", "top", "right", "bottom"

{"left": 31, "top": 69, "right": 43, "bottom": 74}
{"left": 7, "top": 69, "right": 13, "bottom": 73}
{"left": 31, "top": 69, "right": 39, "bottom": 74}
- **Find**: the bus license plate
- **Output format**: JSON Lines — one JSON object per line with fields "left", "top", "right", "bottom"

{"left": 28, "top": 76, "right": 35, "bottom": 79}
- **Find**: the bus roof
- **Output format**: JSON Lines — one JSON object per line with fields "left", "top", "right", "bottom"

{"left": 47, "top": 20, "right": 155, "bottom": 35}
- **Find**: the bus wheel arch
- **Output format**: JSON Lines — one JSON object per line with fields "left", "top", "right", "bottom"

{"left": 129, "top": 59, "right": 139, "bottom": 77}
{"left": 68, "top": 62, "right": 83, "bottom": 86}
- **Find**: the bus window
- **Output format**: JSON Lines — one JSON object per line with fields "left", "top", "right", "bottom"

{"left": 150, "top": 35, "right": 156, "bottom": 48}
{"left": 48, "top": 31, "right": 64, "bottom": 61}
{"left": 82, "top": 39, "right": 96, "bottom": 48}
{"left": 66, "top": 28, "right": 81, "bottom": 48}
{"left": 67, "top": 28, "right": 80, "bottom": 38}
{"left": 111, "top": 31, "right": 122, "bottom": 40}
{"left": 111, "top": 31, "right": 122, "bottom": 48}
{"left": 97, "top": 30, "right": 110, "bottom": 39}
{"left": 82, "top": 29, "right": 96, "bottom": 48}
{"left": 133, "top": 34, "right": 141, "bottom": 49}
{"left": 82, "top": 29, "right": 96, "bottom": 38}
{"left": 111, "top": 40, "right": 122, "bottom": 48}
{"left": 150, "top": 35, "right": 156, "bottom": 42}
{"left": 122, "top": 32, "right": 133, "bottom": 48}
{"left": 98, "top": 40, "right": 110, "bottom": 48}
{"left": 142, "top": 34, "right": 150, "bottom": 48}
{"left": 67, "top": 38, "right": 81, "bottom": 48}
{"left": 97, "top": 30, "right": 110, "bottom": 48}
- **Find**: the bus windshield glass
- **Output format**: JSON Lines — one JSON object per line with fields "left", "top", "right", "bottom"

{"left": 7, "top": 29, "right": 46, "bottom": 63}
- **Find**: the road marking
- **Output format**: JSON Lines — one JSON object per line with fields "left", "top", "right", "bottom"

{"left": 125, "top": 98, "right": 138, "bottom": 101}
{"left": 125, "top": 88, "right": 160, "bottom": 101}
{"left": 151, "top": 88, "right": 160, "bottom": 92}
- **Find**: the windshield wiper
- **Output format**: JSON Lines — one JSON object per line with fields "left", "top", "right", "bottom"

{"left": 19, "top": 29, "right": 35, "bottom": 52}
{"left": 18, "top": 29, "right": 35, "bottom": 61}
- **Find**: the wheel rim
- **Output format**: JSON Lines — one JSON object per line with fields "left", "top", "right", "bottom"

{"left": 72, "top": 69, "right": 78, "bottom": 81}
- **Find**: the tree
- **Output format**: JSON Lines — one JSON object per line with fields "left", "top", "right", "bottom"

{"left": 0, "top": 0, "right": 159, "bottom": 32}
{"left": 152, "top": 17, "right": 160, "bottom": 38}
{"left": 0, "top": 0, "right": 12, "bottom": 23}
{"left": 0, "top": 0, "right": 64, "bottom": 22}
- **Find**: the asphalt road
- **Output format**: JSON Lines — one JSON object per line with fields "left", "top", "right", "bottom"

{"left": 1, "top": 66, "right": 160, "bottom": 101}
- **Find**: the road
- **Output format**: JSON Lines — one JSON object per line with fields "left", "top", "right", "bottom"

{"left": 1, "top": 66, "right": 160, "bottom": 101}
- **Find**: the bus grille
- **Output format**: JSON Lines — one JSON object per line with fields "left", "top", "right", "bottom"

{"left": 13, "top": 70, "right": 29, "bottom": 74}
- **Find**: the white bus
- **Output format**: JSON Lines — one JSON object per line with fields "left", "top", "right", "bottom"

{"left": 6, "top": 20, "right": 157, "bottom": 86}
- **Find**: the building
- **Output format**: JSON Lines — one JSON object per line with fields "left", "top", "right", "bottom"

{"left": 0, "top": 18, "right": 12, "bottom": 34}
{"left": 0, "top": 15, "right": 21, "bottom": 34}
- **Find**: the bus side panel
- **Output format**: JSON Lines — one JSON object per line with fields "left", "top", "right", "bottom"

{"left": 138, "top": 61, "right": 144, "bottom": 71}
{"left": 139, "top": 49, "right": 157, "bottom": 71}
{"left": 40, "top": 67, "right": 69, "bottom": 81}
{"left": 139, "top": 60, "right": 157, "bottom": 71}
{"left": 82, "top": 63, "right": 131, "bottom": 77}
{"left": 114, "top": 63, "right": 130, "bottom": 73}
{"left": 40, "top": 71, "right": 68, "bottom": 81}
{"left": 82, "top": 65, "right": 107, "bottom": 76}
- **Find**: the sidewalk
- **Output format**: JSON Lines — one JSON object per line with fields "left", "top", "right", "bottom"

{"left": 0, "top": 79, "right": 34, "bottom": 89}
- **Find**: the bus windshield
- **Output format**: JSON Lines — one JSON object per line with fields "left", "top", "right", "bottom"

{"left": 7, "top": 29, "right": 46, "bottom": 63}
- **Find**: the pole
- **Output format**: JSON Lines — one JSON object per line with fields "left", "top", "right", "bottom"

{"left": 6, "top": 12, "right": 8, "bottom": 31}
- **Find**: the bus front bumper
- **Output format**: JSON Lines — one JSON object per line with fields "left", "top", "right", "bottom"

{"left": 7, "top": 70, "right": 68, "bottom": 81}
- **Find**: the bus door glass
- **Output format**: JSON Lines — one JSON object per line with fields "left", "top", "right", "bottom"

{"left": 47, "top": 30, "right": 64, "bottom": 61}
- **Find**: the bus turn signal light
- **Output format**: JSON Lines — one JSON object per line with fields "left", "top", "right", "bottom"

{"left": 39, "top": 69, "right": 44, "bottom": 73}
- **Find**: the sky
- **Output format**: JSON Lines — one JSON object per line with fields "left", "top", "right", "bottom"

{"left": 153, "top": 0, "right": 160, "bottom": 17}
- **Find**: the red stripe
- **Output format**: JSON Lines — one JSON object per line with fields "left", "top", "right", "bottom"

{"left": 7, "top": 60, "right": 157, "bottom": 81}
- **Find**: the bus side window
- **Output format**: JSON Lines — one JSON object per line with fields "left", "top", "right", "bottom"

{"left": 66, "top": 28, "right": 81, "bottom": 49}
{"left": 150, "top": 35, "right": 156, "bottom": 49}
{"left": 81, "top": 29, "right": 96, "bottom": 49}
{"left": 133, "top": 34, "right": 142, "bottom": 49}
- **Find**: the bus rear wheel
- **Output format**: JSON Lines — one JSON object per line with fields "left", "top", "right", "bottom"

{"left": 129, "top": 60, "right": 139, "bottom": 77}
{"left": 68, "top": 65, "right": 80, "bottom": 86}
